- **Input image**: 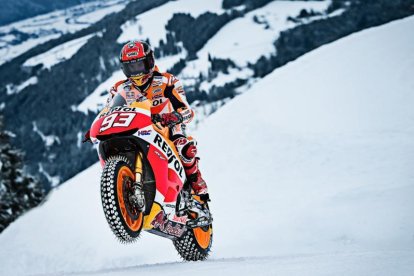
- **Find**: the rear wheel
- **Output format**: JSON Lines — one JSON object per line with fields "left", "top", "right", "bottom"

{"left": 173, "top": 198, "right": 213, "bottom": 261}
{"left": 101, "top": 155, "right": 143, "bottom": 242}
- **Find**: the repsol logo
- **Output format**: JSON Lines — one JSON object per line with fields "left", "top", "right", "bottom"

{"left": 154, "top": 134, "right": 183, "bottom": 177}
{"left": 100, "top": 107, "right": 138, "bottom": 117}
{"left": 154, "top": 134, "right": 183, "bottom": 178}
{"left": 111, "top": 107, "right": 137, "bottom": 112}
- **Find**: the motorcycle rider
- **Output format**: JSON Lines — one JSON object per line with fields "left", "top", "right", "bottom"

{"left": 87, "top": 40, "right": 209, "bottom": 201}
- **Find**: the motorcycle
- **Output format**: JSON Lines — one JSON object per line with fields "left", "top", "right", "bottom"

{"left": 89, "top": 94, "right": 213, "bottom": 261}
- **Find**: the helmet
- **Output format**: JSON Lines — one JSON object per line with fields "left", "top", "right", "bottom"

{"left": 120, "top": 40, "right": 155, "bottom": 86}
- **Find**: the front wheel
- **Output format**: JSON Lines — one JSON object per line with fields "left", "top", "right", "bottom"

{"left": 101, "top": 155, "right": 143, "bottom": 242}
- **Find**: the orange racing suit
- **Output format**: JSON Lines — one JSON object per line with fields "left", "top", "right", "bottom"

{"left": 106, "top": 67, "right": 207, "bottom": 195}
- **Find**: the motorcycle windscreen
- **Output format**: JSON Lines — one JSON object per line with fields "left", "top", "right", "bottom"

{"left": 110, "top": 93, "right": 127, "bottom": 108}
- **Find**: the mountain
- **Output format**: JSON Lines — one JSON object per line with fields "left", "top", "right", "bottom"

{"left": 1, "top": 15, "right": 413, "bottom": 276}
{"left": 0, "top": 0, "right": 130, "bottom": 65}
{"left": 0, "top": 0, "right": 413, "bottom": 233}
{"left": 0, "top": 0, "right": 99, "bottom": 26}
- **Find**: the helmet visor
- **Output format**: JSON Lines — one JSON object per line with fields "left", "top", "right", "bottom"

{"left": 121, "top": 59, "right": 150, "bottom": 77}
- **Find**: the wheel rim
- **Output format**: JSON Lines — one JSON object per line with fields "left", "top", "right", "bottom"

{"left": 193, "top": 226, "right": 212, "bottom": 249}
{"left": 117, "top": 166, "right": 143, "bottom": 231}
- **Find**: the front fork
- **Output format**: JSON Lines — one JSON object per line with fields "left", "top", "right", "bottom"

{"left": 130, "top": 152, "right": 146, "bottom": 212}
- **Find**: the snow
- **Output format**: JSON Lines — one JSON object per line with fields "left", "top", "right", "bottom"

{"left": 33, "top": 122, "right": 61, "bottom": 147}
{"left": 0, "top": 0, "right": 129, "bottom": 65}
{"left": 38, "top": 164, "right": 60, "bottom": 188}
{"left": 6, "top": 76, "right": 38, "bottom": 95}
{"left": 117, "top": 0, "right": 224, "bottom": 47}
{"left": 180, "top": 0, "right": 331, "bottom": 80}
{"left": 83, "top": 1, "right": 331, "bottom": 116}
{"left": 77, "top": 70, "right": 125, "bottom": 114}
{"left": 1, "top": 15, "right": 414, "bottom": 276}
{"left": 156, "top": 49, "right": 187, "bottom": 72}
{"left": 199, "top": 67, "right": 253, "bottom": 92}
{"left": 23, "top": 34, "right": 96, "bottom": 69}
{"left": 178, "top": 0, "right": 331, "bottom": 101}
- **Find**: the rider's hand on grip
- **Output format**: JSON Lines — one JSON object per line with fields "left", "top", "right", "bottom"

{"left": 160, "top": 111, "right": 183, "bottom": 128}
{"left": 151, "top": 114, "right": 162, "bottom": 124}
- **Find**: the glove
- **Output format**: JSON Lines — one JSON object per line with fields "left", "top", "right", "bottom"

{"left": 151, "top": 114, "right": 162, "bottom": 124}
{"left": 153, "top": 111, "right": 183, "bottom": 128}
{"left": 82, "top": 130, "right": 91, "bottom": 143}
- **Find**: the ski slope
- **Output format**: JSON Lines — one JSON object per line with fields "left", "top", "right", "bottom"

{"left": 1, "top": 15, "right": 414, "bottom": 276}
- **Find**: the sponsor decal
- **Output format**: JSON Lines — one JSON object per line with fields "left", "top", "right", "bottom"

{"left": 153, "top": 88, "right": 162, "bottom": 94}
{"left": 126, "top": 91, "right": 135, "bottom": 100}
{"left": 180, "top": 109, "right": 192, "bottom": 121}
{"left": 152, "top": 94, "right": 162, "bottom": 100}
{"left": 152, "top": 76, "right": 163, "bottom": 87}
{"left": 136, "top": 95, "right": 147, "bottom": 102}
{"left": 152, "top": 99, "right": 163, "bottom": 106}
{"left": 172, "top": 214, "right": 188, "bottom": 224}
{"left": 100, "top": 106, "right": 138, "bottom": 117}
{"left": 126, "top": 52, "right": 138, "bottom": 57}
{"left": 151, "top": 211, "right": 185, "bottom": 237}
{"left": 153, "top": 134, "right": 184, "bottom": 177}
{"left": 154, "top": 150, "right": 166, "bottom": 160}
{"left": 138, "top": 130, "right": 151, "bottom": 136}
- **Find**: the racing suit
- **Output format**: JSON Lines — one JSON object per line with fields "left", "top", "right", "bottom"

{"left": 106, "top": 67, "right": 208, "bottom": 196}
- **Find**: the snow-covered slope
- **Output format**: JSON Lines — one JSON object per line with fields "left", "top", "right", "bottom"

{"left": 76, "top": 0, "right": 332, "bottom": 117}
{"left": 0, "top": 0, "right": 129, "bottom": 65}
{"left": 117, "top": 0, "right": 224, "bottom": 47}
{"left": 23, "top": 33, "right": 98, "bottom": 70}
{"left": 1, "top": 15, "right": 414, "bottom": 276}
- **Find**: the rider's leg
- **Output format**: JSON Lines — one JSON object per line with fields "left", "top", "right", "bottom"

{"left": 170, "top": 125, "right": 208, "bottom": 197}
{"left": 173, "top": 136, "right": 208, "bottom": 196}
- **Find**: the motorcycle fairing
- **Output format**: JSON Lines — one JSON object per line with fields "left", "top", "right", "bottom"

{"left": 90, "top": 106, "right": 152, "bottom": 138}
{"left": 90, "top": 100, "right": 189, "bottom": 238}
{"left": 137, "top": 125, "right": 186, "bottom": 201}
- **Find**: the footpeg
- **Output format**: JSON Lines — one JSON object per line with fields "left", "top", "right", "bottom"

{"left": 187, "top": 216, "right": 213, "bottom": 228}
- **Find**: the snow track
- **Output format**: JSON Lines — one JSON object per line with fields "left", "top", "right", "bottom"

{"left": 42, "top": 252, "right": 414, "bottom": 276}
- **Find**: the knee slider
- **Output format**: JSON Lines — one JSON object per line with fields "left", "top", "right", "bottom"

{"left": 174, "top": 137, "right": 197, "bottom": 163}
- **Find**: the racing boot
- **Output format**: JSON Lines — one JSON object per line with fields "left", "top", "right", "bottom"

{"left": 184, "top": 158, "right": 212, "bottom": 228}
{"left": 186, "top": 159, "right": 209, "bottom": 200}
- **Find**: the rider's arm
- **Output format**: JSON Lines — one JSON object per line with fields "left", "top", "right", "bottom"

{"left": 164, "top": 75, "right": 194, "bottom": 125}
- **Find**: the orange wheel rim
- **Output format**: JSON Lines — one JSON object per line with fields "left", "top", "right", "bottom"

{"left": 117, "top": 166, "right": 142, "bottom": 231}
{"left": 193, "top": 226, "right": 212, "bottom": 249}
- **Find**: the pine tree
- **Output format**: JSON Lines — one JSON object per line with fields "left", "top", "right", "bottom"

{"left": 0, "top": 116, "right": 44, "bottom": 233}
